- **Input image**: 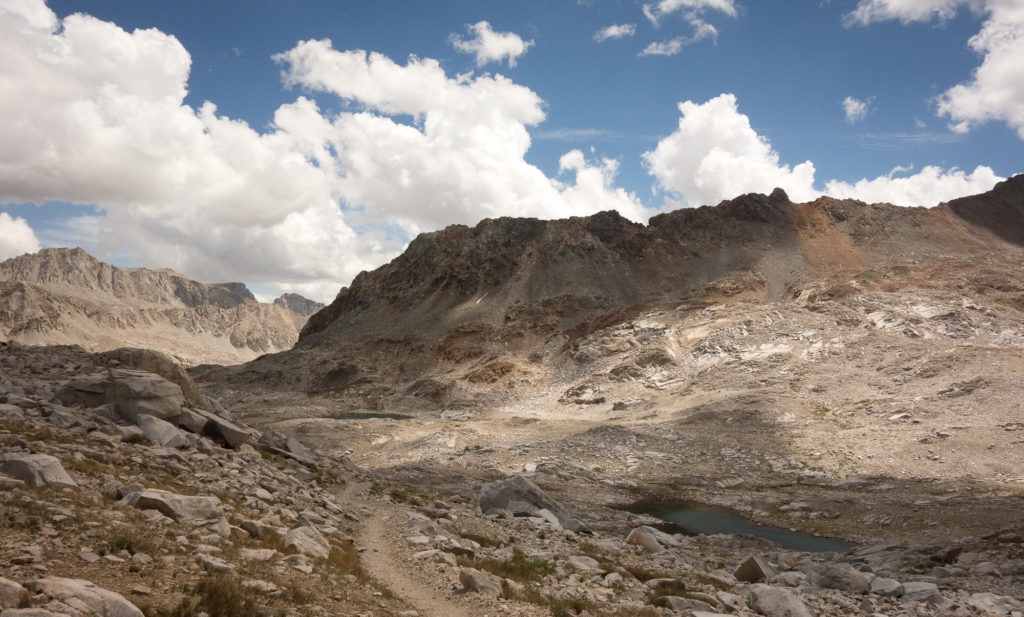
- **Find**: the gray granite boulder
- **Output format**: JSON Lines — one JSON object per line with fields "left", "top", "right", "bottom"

{"left": 745, "top": 584, "right": 815, "bottom": 617}
{"left": 810, "top": 562, "right": 873, "bottom": 593}
{"left": 0, "top": 578, "right": 27, "bottom": 609}
{"left": 24, "top": 578, "right": 143, "bottom": 617}
{"left": 625, "top": 526, "right": 680, "bottom": 553}
{"left": 59, "top": 370, "right": 183, "bottom": 425}
{"left": 734, "top": 555, "right": 777, "bottom": 583}
{"left": 479, "top": 475, "right": 585, "bottom": 532}
{"left": 1, "top": 454, "right": 76, "bottom": 488}
{"left": 121, "top": 488, "right": 222, "bottom": 524}
{"left": 136, "top": 414, "right": 187, "bottom": 448}
{"left": 459, "top": 567, "right": 503, "bottom": 597}
{"left": 282, "top": 525, "right": 330, "bottom": 559}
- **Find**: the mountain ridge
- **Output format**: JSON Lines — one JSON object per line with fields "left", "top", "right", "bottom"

{"left": 301, "top": 176, "right": 1024, "bottom": 345}
{"left": 0, "top": 247, "right": 319, "bottom": 366}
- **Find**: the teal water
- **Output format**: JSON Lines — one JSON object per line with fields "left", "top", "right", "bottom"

{"left": 632, "top": 503, "right": 854, "bottom": 553}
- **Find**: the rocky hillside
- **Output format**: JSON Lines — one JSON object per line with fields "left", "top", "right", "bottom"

{"left": 0, "top": 248, "right": 311, "bottom": 366}
{"left": 214, "top": 175, "right": 1024, "bottom": 405}
{"left": 2, "top": 341, "right": 1022, "bottom": 617}
{"left": 301, "top": 176, "right": 1024, "bottom": 344}
{"left": 194, "top": 176, "right": 1024, "bottom": 572}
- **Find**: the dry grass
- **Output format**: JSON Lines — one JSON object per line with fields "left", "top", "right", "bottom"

{"left": 458, "top": 529, "right": 508, "bottom": 549}
{"left": 324, "top": 544, "right": 367, "bottom": 582}
{"left": 457, "top": 548, "right": 554, "bottom": 584}
{"left": 102, "top": 527, "right": 159, "bottom": 556}
{"left": 143, "top": 574, "right": 257, "bottom": 617}
{"left": 620, "top": 563, "right": 676, "bottom": 583}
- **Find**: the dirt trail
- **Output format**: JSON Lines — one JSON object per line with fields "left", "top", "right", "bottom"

{"left": 358, "top": 507, "right": 474, "bottom": 617}
{"left": 332, "top": 474, "right": 475, "bottom": 617}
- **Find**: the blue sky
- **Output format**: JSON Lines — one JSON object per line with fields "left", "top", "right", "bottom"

{"left": 1, "top": 0, "right": 1022, "bottom": 300}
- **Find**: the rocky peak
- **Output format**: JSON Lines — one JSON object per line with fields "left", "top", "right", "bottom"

{"left": 273, "top": 293, "right": 325, "bottom": 317}
{"left": 0, "top": 247, "right": 255, "bottom": 309}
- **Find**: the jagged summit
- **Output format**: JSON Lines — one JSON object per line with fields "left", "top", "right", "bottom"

{"left": 273, "top": 292, "right": 325, "bottom": 317}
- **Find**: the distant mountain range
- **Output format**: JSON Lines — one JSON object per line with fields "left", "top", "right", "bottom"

{"left": 0, "top": 247, "right": 321, "bottom": 366}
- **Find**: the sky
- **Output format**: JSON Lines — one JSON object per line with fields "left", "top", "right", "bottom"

{"left": 0, "top": 0, "right": 1022, "bottom": 302}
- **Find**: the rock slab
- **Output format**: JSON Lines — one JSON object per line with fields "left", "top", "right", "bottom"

{"left": 122, "top": 489, "right": 222, "bottom": 523}
{"left": 478, "top": 475, "right": 584, "bottom": 532}
{"left": 24, "top": 578, "right": 143, "bottom": 617}
{"left": 1, "top": 455, "right": 76, "bottom": 488}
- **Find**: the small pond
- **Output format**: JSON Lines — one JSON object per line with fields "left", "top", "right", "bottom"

{"left": 332, "top": 412, "right": 414, "bottom": 421}
{"left": 630, "top": 502, "right": 855, "bottom": 553}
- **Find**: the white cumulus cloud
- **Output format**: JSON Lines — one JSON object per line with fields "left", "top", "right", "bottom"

{"left": 643, "top": 93, "right": 1002, "bottom": 207}
{"left": 593, "top": 23, "right": 637, "bottom": 42}
{"left": 842, "top": 96, "right": 874, "bottom": 123}
{"left": 0, "top": 1, "right": 652, "bottom": 299}
{"left": 643, "top": 94, "right": 818, "bottom": 206}
{"left": 0, "top": 0, "right": 396, "bottom": 301}
{"left": 0, "top": 212, "right": 41, "bottom": 261}
{"left": 274, "top": 40, "right": 652, "bottom": 228}
{"left": 937, "top": 2, "right": 1024, "bottom": 138}
{"left": 846, "top": 0, "right": 1024, "bottom": 140}
{"left": 450, "top": 21, "right": 534, "bottom": 68}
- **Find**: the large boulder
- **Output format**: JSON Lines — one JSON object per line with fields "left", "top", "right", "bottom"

{"left": 734, "top": 555, "right": 777, "bottom": 583}
{"left": 1, "top": 454, "right": 76, "bottom": 488}
{"left": 257, "top": 431, "right": 316, "bottom": 465}
{"left": 177, "top": 408, "right": 209, "bottom": 434}
{"left": 121, "top": 489, "right": 222, "bottom": 524}
{"left": 58, "top": 370, "right": 184, "bottom": 425}
{"left": 901, "top": 581, "right": 945, "bottom": 605}
{"left": 869, "top": 576, "right": 903, "bottom": 597}
{"left": 135, "top": 414, "right": 188, "bottom": 448}
{"left": 24, "top": 578, "right": 143, "bottom": 617}
{"left": 200, "top": 411, "right": 252, "bottom": 449}
{"left": 478, "top": 475, "right": 585, "bottom": 532}
{"left": 744, "top": 584, "right": 815, "bottom": 617}
{"left": 0, "top": 578, "right": 27, "bottom": 608}
{"left": 625, "top": 526, "right": 680, "bottom": 553}
{"left": 283, "top": 525, "right": 330, "bottom": 559}
{"left": 459, "top": 567, "right": 503, "bottom": 597}
{"left": 0, "top": 609, "right": 64, "bottom": 617}
{"left": 98, "top": 348, "right": 210, "bottom": 409}
{"left": 809, "top": 562, "right": 873, "bottom": 593}
{"left": 966, "top": 592, "right": 1023, "bottom": 615}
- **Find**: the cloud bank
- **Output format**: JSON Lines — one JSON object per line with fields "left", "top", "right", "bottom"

{"left": 0, "top": 0, "right": 1008, "bottom": 300}
{"left": 643, "top": 94, "right": 1001, "bottom": 207}
{"left": 0, "top": 1, "right": 645, "bottom": 299}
